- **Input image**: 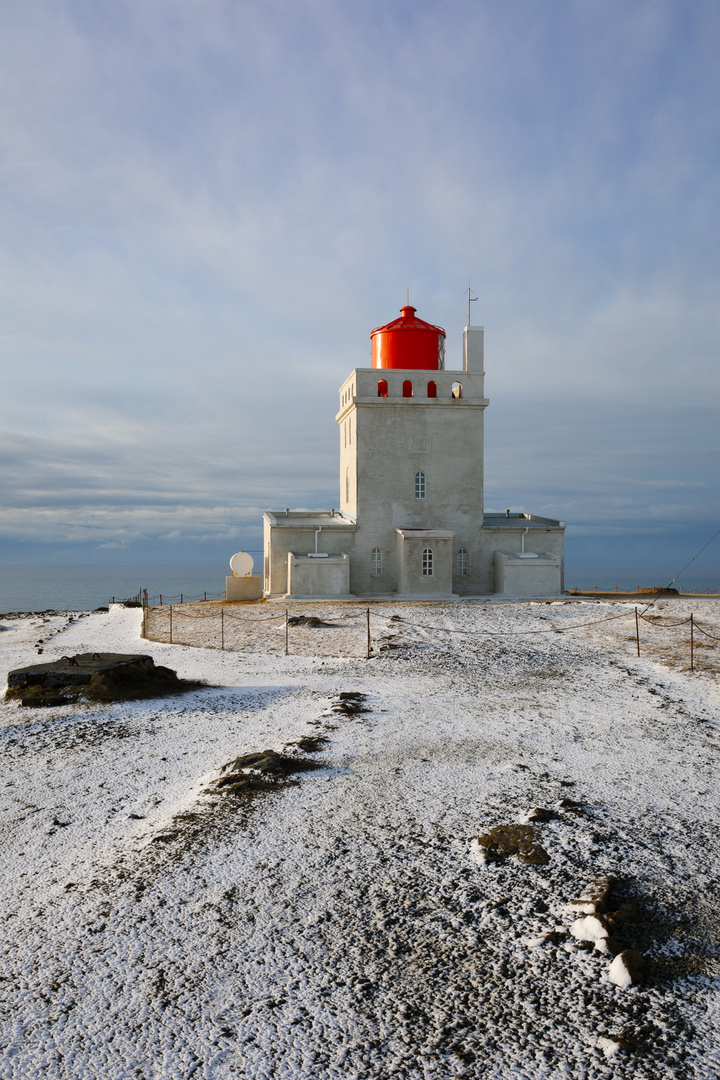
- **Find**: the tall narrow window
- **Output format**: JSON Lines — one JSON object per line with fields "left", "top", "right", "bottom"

{"left": 414, "top": 471, "right": 426, "bottom": 499}
{"left": 371, "top": 548, "right": 383, "bottom": 576}
{"left": 402, "top": 379, "right": 413, "bottom": 397}
{"left": 427, "top": 380, "right": 437, "bottom": 398}
{"left": 349, "top": 416, "right": 352, "bottom": 444}
{"left": 344, "top": 421, "right": 347, "bottom": 447}
{"left": 345, "top": 467, "right": 349, "bottom": 503}
{"left": 457, "top": 548, "right": 469, "bottom": 575}
{"left": 422, "top": 548, "right": 433, "bottom": 576}
{"left": 378, "top": 379, "right": 388, "bottom": 397}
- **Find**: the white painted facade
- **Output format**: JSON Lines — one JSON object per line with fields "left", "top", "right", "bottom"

{"left": 262, "top": 320, "right": 565, "bottom": 598}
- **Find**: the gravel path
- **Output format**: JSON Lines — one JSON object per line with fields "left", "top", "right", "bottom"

{"left": 1, "top": 602, "right": 718, "bottom": 1079}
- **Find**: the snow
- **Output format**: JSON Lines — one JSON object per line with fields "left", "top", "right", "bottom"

{"left": 1, "top": 598, "right": 719, "bottom": 1078}
{"left": 570, "top": 915, "right": 610, "bottom": 943}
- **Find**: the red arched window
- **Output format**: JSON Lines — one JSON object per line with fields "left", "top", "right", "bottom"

{"left": 427, "top": 380, "right": 437, "bottom": 398}
{"left": 378, "top": 379, "right": 388, "bottom": 398}
{"left": 402, "top": 380, "right": 413, "bottom": 398}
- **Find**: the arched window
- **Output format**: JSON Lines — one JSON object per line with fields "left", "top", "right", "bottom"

{"left": 427, "top": 380, "right": 437, "bottom": 398}
{"left": 371, "top": 548, "right": 383, "bottom": 576}
{"left": 378, "top": 379, "right": 388, "bottom": 398}
{"left": 345, "top": 467, "right": 349, "bottom": 503}
{"left": 451, "top": 381, "right": 463, "bottom": 399}
{"left": 422, "top": 548, "right": 433, "bottom": 576}
{"left": 457, "top": 548, "right": 469, "bottom": 575}
{"left": 402, "top": 379, "right": 413, "bottom": 397}
{"left": 414, "top": 471, "right": 426, "bottom": 499}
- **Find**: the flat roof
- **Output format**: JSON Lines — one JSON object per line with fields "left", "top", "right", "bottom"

{"left": 483, "top": 513, "right": 565, "bottom": 529}
{"left": 265, "top": 510, "right": 357, "bottom": 528}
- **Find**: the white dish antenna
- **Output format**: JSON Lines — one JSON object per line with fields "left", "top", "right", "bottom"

{"left": 229, "top": 551, "right": 254, "bottom": 578}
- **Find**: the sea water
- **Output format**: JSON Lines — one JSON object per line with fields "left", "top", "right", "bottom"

{"left": 1, "top": 562, "right": 719, "bottom": 615}
{"left": 0, "top": 565, "right": 229, "bottom": 614}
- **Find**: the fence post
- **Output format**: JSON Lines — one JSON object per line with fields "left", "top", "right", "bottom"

{"left": 180, "top": 593, "right": 183, "bottom": 605}
{"left": 159, "top": 594, "right": 162, "bottom": 605}
{"left": 204, "top": 591, "right": 207, "bottom": 601}
{"left": 221, "top": 607, "right": 225, "bottom": 651}
{"left": 285, "top": 609, "right": 289, "bottom": 656}
{"left": 690, "top": 613, "right": 694, "bottom": 671}
{"left": 366, "top": 608, "right": 371, "bottom": 659}
{"left": 169, "top": 605, "right": 173, "bottom": 644}
{"left": 635, "top": 606, "right": 640, "bottom": 657}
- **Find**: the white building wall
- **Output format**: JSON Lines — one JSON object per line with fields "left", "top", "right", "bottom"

{"left": 262, "top": 324, "right": 565, "bottom": 598}
{"left": 336, "top": 368, "right": 488, "bottom": 596}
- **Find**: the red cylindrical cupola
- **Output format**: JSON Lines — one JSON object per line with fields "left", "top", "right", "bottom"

{"left": 371, "top": 305, "right": 446, "bottom": 370}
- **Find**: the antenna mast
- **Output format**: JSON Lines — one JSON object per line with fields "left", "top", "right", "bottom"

{"left": 466, "top": 283, "right": 478, "bottom": 325}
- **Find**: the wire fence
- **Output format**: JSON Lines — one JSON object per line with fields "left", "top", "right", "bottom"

{"left": 142, "top": 603, "right": 371, "bottom": 658}
{"left": 140, "top": 599, "right": 720, "bottom": 671}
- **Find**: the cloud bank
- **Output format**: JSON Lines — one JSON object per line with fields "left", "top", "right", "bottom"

{"left": 1, "top": 0, "right": 719, "bottom": 565}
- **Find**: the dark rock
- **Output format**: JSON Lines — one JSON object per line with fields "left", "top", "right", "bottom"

{"left": 608, "top": 902, "right": 637, "bottom": 926}
{"left": 568, "top": 874, "right": 615, "bottom": 914}
{"left": 6, "top": 653, "right": 202, "bottom": 706}
{"left": 522, "top": 807, "right": 555, "bottom": 822}
{"left": 219, "top": 750, "right": 322, "bottom": 778}
{"left": 287, "top": 615, "right": 331, "bottom": 627}
{"left": 609, "top": 949, "right": 645, "bottom": 988}
{"left": 476, "top": 824, "right": 550, "bottom": 865}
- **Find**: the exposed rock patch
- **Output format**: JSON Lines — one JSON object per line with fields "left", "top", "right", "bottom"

{"left": 568, "top": 873, "right": 615, "bottom": 914}
{"left": 201, "top": 749, "right": 325, "bottom": 801}
{"left": 473, "top": 823, "right": 551, "bottom": 865}
{"left": 609, "top": 948, "right": 645, "bottom": 988}
{"left": 330, "top": 692, "right": 369, "bottom": 715}
{"left": 6, "top": 653, "right": 203, "bottom": 706}
{"left": 287, "top": 615, "right": 332, "bottom": 627}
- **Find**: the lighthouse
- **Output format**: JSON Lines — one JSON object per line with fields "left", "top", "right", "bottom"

{"left": 261, "top": 304, "right": 565, "bottom": 598}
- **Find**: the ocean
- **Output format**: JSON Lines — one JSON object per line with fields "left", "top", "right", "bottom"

{"left": 1, "top": 562, "right": 719, "bottom": 614}
{"left": 0, "top": 565, "right": 230, "bottom": 614}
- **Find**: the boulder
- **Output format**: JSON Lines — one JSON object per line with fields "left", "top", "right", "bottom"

{"left": 608, "top": 949, "right": 645, "bottom": 989}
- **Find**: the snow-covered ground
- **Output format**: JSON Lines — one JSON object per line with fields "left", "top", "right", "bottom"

{"left": 1, "top": 600, "right": 718, "bottom": 1080}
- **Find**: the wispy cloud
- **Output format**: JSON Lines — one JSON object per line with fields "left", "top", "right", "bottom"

{"left": 1, "top": 0, "right": 719, "bottom": 562}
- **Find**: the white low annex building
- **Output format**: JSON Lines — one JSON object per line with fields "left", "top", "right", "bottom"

{"left": 262, "top": 305, "right": 565, "bottom": 599}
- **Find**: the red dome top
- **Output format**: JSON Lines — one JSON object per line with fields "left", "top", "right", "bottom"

{"left": 371, "top": 305, "right": 446, "bottom": 370}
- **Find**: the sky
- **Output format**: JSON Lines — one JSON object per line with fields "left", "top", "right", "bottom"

{"left": 1, "top": 0, "right": 719, "bottom": 568}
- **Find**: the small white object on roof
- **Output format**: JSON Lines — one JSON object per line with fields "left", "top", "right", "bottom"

{"left": 229, "top": 551, "right": 254, "bottom": 578}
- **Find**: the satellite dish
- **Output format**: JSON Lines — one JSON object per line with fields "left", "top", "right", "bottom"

{"left": 229, "top": 551, "right": 254, "bottom": 578}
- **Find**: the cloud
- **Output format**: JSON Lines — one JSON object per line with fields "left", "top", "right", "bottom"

{"left": 1, "top": 0, "right": 719, "bottom": 562}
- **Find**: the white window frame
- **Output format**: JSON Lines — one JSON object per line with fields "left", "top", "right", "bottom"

{"left": 457, "top": 548, "right": 469, "bottom": 575}
{"left": 422, "top": 548, "right": 433, "bottom": 576}
{"left": 414, "top": 471, "right": 426, "bottom": 500}
{"left": 371, "top": 548, "right": 383, "bottom": 576}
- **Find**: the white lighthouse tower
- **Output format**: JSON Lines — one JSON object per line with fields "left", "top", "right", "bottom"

{"left": 262, "top": 304, "right": 564, "bottom": 598}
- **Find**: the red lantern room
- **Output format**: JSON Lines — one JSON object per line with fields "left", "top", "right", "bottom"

{"left": 371, "top": 306, "right": 446, "bottom": 371}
